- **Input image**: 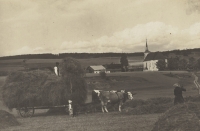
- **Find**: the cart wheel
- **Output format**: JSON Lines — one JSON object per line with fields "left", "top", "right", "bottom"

{"left": 19, "top": 107, "right": 35, "bottom": 118}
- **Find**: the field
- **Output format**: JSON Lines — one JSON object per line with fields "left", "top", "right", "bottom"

{"left": 0, "top": 57, "right": 199, "bottom": 131}
{"left": 0, "top": 56, "right": 143, "bottom": 72}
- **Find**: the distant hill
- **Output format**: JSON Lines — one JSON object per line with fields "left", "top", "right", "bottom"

{"left": 0, "top": 52, "right": 144, "bottom": 60}
{"left": 0, "top": 48, "right": 199, "bottom": 60}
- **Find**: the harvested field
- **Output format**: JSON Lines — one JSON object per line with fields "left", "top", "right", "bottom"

{"left": 1, "top": 113, "right": 159, "bottom": 131}
{"left": 0, "top": 69, "right": 199, "bottom": 130}
{"left": 0, "top": 56, "right": 143, "bottom": 72}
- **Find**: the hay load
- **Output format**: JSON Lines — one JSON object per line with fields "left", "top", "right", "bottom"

{"left": 152, "top": 102, "right": 200, "bottom": 131}
{"left": 1, "top": 70, "right": 69, "bottom": 110}
{"left": 1, "top": 57, "right": 87, "bottom": 110}
{"left": 0, "top": 110, "right": 20, "bottom": 129}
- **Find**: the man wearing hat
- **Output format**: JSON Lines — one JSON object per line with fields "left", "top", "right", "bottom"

{"left": 173, "top": 83, "right": 186, "bottom": 105}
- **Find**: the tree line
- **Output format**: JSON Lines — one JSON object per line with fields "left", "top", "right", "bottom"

{"left": 0, "top": 48, "right": 199, "bottom": 60}
{"left": 156, "top": 57, "right": 200, "bottom": 71}
{"left": 0, "top": 52, "right": 143, "bottom": 60}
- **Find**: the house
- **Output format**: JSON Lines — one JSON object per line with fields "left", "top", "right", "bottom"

{"left": 143, "top": 39, "right": 167, "bottom": 71}
{"left": 128, "top": 62, "right": 143, "bottom": 71}
{"left": 86, "top": 65, "right": 107, "bottom": 73}
{"left": 103, "top": 63, "right": 121, "bottom": 72}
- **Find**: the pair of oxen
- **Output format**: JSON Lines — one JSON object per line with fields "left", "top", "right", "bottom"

{"left": 92, "top": 89, "right": 136, "bottom": 113}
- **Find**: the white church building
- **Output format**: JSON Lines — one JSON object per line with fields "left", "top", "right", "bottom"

{"left": 143, "top": 39, "right": 167, "bottom": 71}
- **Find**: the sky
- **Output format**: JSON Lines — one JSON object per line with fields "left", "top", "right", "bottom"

{"left": 0, "top": 0, "right": 200, "bottom": 56}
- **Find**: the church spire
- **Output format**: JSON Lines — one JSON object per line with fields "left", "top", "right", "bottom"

{"left": 144, "top": 39, "right": 150, "bottom": 60}
{"left": 145, "top": 39, "right": 150, "bottom": 53}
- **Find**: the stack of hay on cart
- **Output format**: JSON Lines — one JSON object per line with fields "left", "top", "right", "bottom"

{"left": 1, "top": 70, "right": 71, "bottom": 110}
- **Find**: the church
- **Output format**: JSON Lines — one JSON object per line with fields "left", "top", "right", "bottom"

{"left": 143, "top": 39, "right": 167, "bottom": 71}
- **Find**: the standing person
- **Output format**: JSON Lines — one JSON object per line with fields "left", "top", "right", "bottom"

{"left": 173, "top": 83, "right": 186, "bottom": 105}
{"left": 54, "top": 62, "right": 59, "bottom": 76}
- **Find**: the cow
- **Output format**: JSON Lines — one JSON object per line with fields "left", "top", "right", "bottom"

{"left": 98, "top": 90, "right": 135, "bottom": 113}
{"left": 91, "top": 90, "right": 102, "bottom": 112}
{"left": 92, "top": 90, "right": 102, "bottom": 103}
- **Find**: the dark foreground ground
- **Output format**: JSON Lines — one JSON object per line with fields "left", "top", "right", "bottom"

{"left": 1, "top": 112, "right": 159, "bottom": 131}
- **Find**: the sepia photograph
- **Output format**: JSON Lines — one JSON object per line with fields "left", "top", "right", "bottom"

{"left": 0, "top": 0, "right": 200, "bottom": 131}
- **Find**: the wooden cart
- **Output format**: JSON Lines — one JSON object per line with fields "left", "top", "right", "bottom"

{"left": 16, "top": 105, "right": 69, "bottom": 118}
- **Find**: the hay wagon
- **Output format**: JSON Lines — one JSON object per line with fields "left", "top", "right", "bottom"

{"left": 3, "top": 69, "right": 87, "bottom": 118}
{"left": 16, "top": 105, "right": 69, "bottom": 118}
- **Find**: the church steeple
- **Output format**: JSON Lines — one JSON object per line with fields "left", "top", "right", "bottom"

{"left": 144, "top": 39, "right": 150, "bottom": 60}
{"left": 145, "top": 39, "right": 149, "bottom": 53}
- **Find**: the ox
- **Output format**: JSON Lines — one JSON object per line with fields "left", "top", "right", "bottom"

{"left": 91, "top": 90, "right": 102, "bottom": 112}
{"left": 92, "top": 90, "right": 101, "bottom": 103}
{"left": 99, "top": 90, "right": 135, "bottom": 113}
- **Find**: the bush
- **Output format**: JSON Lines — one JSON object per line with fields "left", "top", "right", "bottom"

{"left": 99, "top": 71, "right": 106, "bottom": 79}
{"left": 0, "top": 110, "right": 20, "bottom": 129}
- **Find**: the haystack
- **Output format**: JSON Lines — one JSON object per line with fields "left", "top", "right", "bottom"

{"left": 152, "top": 102, "right": 200, "bottom": 131}
{"left": 0, "top": 110, "right": 20, "bottom": 129}
{"left": 1, "top": 70, "right": 70, "bottom": 110}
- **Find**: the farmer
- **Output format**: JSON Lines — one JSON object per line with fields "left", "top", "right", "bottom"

{"left": 173, "top": 83, "right": 186, "bottom": 105}
{"left": 68, "top": 100, "right": 78, "bottom": 117}
{"left": 68, "top": 100, "right": 73, "bottom": 116}
{"left": 54, "top": 62, "right": 59, "bottom": 76}
{"left": 72, "top": 102, "right": 78, "bottom": 117}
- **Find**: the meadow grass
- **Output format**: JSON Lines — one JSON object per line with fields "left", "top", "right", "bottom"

{"left": 1, "top": 112, "right": 159, "bottom": 131}
{"left": 0, "top": 66, "right": 198, "bottom": 130}
{"left": 0, "top": 56, "right": 143, "bottom": 71}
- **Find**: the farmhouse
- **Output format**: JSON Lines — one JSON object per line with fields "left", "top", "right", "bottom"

{"left": 86, "top": 65, "right": 107, "bottom": 73}
{"left": 128, "top": 62, "right": 143, "bottom": 71}
{"left": 103, "top": 63, "right": 121, "bottom": 72}
{"left": 143, "top": 39, "right": 167, "bottom": 71}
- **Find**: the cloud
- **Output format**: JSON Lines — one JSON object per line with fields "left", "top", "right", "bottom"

{"left": 59, "top": 22, "right": 200, "bottom": 53}
{"left": 4, "top": 21, "right": 200, "bottom": 56}
{"left": 1, "top": 0, "right": 200, "bottom": 56}
{"left": 12, "top": 46, "right": 47, "bottom": 55}
{"left": 186, "top": 0, "right": 200, "bottom": 15}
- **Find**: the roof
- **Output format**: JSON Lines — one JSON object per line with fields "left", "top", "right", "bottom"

{"left": 87, "top": 65, "right": 106, "bottom": 71}
{"left": 129, "top": 62, "right": 143, "bottom": 66}
{"left": 144, "top": 52, "right": 166, "bottom": 61}
{"left": 144, "top": 49, "right": 150, "bottom": 53}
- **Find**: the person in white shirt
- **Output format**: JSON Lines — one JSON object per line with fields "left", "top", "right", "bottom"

{"left": 54, "top": 62, "right": 59, "bottom": 76}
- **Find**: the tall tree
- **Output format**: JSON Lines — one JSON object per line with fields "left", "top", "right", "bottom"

{"left": 168, "top": 57, "right": 179, "bottom": 70}
{"left": 188, "top": 57, "right": 196, "bottom": 70}
{"left": 156, "top": 60, "right": 166, "bottom": 71}
{"left": 197, "top": 58, "right": 200, "bottom": 70}
{"left": 120, "top": 53, "right": 129, "bottom": 72}
{"left": 178, "top": 59, "right": 188, "bottom": 70}
{"left": 60, "top": 57, "right": 87, "bottom": 104}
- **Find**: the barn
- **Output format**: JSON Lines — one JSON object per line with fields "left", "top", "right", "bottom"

{"left": 86, "top": 65, "right": 106, "bottom": 73}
